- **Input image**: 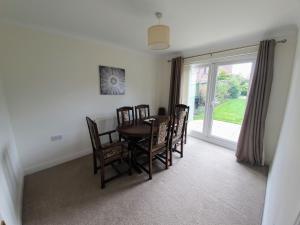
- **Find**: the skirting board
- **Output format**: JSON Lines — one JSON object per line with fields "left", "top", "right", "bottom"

{"left": 24, "top": 148, "right": 92, "bottom": 175}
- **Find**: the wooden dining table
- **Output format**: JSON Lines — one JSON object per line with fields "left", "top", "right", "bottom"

{"left": 117, "top": 115, "right": 169, "bottom": 137}
{"left": 116, "top": 115, "right": 169, "bottom": 173}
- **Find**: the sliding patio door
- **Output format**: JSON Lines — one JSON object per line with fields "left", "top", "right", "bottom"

{"left": 187, "top": 56, "right": 256, "bottom": 149}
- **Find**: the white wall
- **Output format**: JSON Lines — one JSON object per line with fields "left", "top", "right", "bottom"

{"left": 157, "top": 60, "right": 171, "bottom": 111}
{"left": 0, "top": 23, "right": 161, "bottom": 174}
{"left": 158, "top": 26, "right": 298, "bottom": 165}
{"left": 0, "top": 74, "right": 23, "bottom": 225}
{"left": 264, "top": 28, "right": 298, "bottom": 164}
{"left": 262, "top": 28, "right": 300, "bottom": 225}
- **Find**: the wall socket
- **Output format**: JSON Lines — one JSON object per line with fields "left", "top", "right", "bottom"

{"left": 50, "top": 135, "right": 63, "bottom": 142}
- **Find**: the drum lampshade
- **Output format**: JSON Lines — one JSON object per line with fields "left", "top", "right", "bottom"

{"left": 147, "top": 14, "right": 170, "bottom": 50}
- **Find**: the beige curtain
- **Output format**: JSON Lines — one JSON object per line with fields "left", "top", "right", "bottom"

{"left": 236, "top": 39, "right": 276, "bottom": 165}
{"left": 168, "top": 57, "right": 183, "bottom": 115}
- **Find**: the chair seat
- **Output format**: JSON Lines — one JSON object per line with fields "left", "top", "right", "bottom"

{"left": 136, "top": 139, "right": 166, "bottom": 153}
{"left": 97, "top": 142, "right": 128, "bottom": 162}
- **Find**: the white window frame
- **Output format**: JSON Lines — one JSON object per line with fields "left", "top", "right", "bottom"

{"left": 187, "top": 52, "right": 257, "bottom": 150}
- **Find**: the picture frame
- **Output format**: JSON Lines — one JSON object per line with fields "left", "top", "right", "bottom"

{"left": 99, "top": 66, "right": 125, "bottom": 95}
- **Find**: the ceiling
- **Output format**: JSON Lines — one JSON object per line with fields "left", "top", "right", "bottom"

{"left": 0, "top": 0, "right": 299, "bottom": 54}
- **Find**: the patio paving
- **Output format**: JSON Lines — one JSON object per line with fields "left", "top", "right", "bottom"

{"left": 188, "top": 120, "right": 241, "bottom": 142}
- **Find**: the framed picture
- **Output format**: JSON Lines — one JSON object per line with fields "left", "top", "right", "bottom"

{"left": 99, "top": 66, "right": 125, "bottom": 95}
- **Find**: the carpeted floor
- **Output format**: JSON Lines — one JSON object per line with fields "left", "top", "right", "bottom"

{"left": 22, "top": 138, "right": 268, "bottom": 225}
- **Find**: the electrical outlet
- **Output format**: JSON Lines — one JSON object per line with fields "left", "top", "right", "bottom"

{"left": 51, "top": 135, "right": 63, "bottom": 142}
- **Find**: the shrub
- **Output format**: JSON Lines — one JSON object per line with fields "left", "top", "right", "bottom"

{"left": 216, "top": 81, "right": 230, "bottom": 103}
{"left": 227, "top": 77, "right": 241, "bottom": 98}
{"left": 216, "top": 72, "right": 248, "bottom": 100}
{"left": 228, "top": 85, "right": 240, "bottom": 98}
{"left": 240, "top": 81, "right": 249, "bottom": 96}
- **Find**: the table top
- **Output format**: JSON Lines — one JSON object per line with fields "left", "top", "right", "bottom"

{"left": 116, "top": 115, "right": 168, "bottom": 138}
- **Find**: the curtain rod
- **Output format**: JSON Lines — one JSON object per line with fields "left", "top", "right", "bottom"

{"left": 167, "top": 39, "right": 287, "bottom": 62}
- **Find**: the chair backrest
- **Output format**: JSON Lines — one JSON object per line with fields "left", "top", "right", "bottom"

{"left": 146, "top": 116, "right": 171, "bottom": 150}
{"left": 135, "top": 104, "right": 150, "bottom": 120}
{"left": 173, "top": 111, "right": 187, "bottom": 138}
{"left": 156, "top": 117, "right": 170, "bottom": 145}
{"left": 175, "top": 104, "right": 190, "bottom": 121}
{"left": 86, "top": 117, "right": 101, "bottom": 151}
{"left": 116, "top": 106, "right": 135, "bottom": 125}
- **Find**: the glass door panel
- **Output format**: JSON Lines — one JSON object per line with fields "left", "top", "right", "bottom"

{"left": 211, "top": 62, "right": 254, "bottom": 142}
{"left": 188, "top": 65, "right": 210, "bottom": 133}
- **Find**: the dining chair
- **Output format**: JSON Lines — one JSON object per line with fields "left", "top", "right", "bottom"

{"left": 169, "top": 111, "right": 187, "bottom": 166}
{"left": 86, "top": 117, "right": 130, "bottom": 189}
{"left": 175, "top": 104, "right": 190, "bottom": 144}
{"left": 116, "top": 106, "right": 135, "bottom": 126}
{"left": 135, "top": 116, "right": 171, "bottom": 180}
{"left": 135, "top": 104, "right": 150, "bottom": 120}
{"left": 116, "top": 106, "right": 135, "bottom": 142}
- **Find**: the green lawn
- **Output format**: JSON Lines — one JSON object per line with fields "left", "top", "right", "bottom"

{"left": 193, "top": 98, "right": 247, "bottom": 124}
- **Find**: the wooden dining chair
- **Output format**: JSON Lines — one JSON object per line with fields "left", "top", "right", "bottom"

{"left": 116, "top": 106, "right": 135, "bottom": 142}
{"left": 86, "top": 117, "right": 130, "bottom": 189}
{"left": 175, "top": 104, "right": 190, "bottom": 144}
{"left": 169, "top": 111, "right": 187, "bottom": 166}
{"left": 135, "top": 116, "right": 171, "bottom": 180}
{"left": 135, "top": 104, "right": 150, "bottom": 120}
{"left": 116, "top": 106, "right": 135, "bottom": 126}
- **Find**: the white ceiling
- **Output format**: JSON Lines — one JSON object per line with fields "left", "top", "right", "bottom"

{"left": 0, "top": 0, "right": 299, "bottom": 53}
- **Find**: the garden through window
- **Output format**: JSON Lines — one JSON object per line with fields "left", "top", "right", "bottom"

{"left": 211, "top": 62, "right": 254, "bottom": 142}
{"left": 186, "top": 55, "right": 256, "bottom": 148}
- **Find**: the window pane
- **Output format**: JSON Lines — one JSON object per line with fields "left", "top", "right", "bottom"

{"left": 188, "top": 65, "right": 209, "bottom": 133}
{"left": 211, "top": 62, "right": 253, "bottom": 142}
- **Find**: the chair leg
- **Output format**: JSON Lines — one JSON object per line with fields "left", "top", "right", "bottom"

{"left": 165, "top": 149, "right": 169, "bottom": 169}
{"left": 93, "top": 153, "right": 97, "bottom": 175}
{"left": 184, "top": 127, "right": 187, "bottom": 144}
{"left": 181, "top": 140, "right": 184, "bottom": 158}
{"left": 100, "top": 166, "right": 105, "bottom": 189}
{"left": 148, "top": 153, "right": 152, "bottom": 180}
{"left": 169, "top": 145, "right": 173, "bottom": 166}
{"left": 128, "top": 150, "right": 132, "bottom": 176}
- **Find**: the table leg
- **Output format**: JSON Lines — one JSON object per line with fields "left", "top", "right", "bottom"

{"left": 128, "top": 140, "right": 142, "bottom": 174}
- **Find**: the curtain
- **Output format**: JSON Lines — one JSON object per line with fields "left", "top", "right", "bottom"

{"left": 236, "top": 39, "right": 276, "bottom": 165}
{"left": 168, "top": 57, "right": 183, "bottom": 115}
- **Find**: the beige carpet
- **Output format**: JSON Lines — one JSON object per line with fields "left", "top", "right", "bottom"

{"left": 23, "top": 138, "right": 268, "bottom": 225}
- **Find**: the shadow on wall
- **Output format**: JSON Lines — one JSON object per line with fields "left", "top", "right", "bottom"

{"left": 0, "top": 143, "right": 20, "bottom": 225}
{"left": 1, "top": 144, "right": 18, "bottom": 199}
{"left": 295, "top": 211, "right": 300, "bottom": 225}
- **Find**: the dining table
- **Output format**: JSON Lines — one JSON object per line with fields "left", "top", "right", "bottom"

{"left": 116, "top": 115, "right": 169, "bottom": 173}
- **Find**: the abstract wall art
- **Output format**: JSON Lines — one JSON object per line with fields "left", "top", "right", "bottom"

{"left": 99, "top": 66, "right": 125, "bottom": 95}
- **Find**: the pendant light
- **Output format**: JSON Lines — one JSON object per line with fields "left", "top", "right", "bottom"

{"left": 148, "top": 12, "right": 170, "bottom": 50}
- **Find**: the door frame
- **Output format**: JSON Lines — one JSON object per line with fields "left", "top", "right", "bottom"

{"left": 188, "top": 53, "right": 257, "bottom": 150}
